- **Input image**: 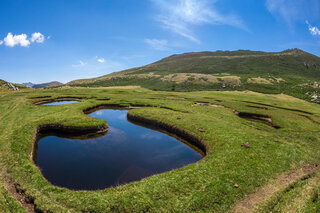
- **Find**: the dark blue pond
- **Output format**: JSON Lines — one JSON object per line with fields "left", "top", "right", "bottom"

{"left": 43, "top": 101, "right": 78, "bottom": 105}
{"left": 36, "top": 109, "right": 203, "bottom": 190}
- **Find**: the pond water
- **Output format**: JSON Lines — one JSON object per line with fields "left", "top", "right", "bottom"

{"left": 36, "top": 109, "right": 203, "bottom": 190}
{"left": 43, "top": 101, "right": 78, "bottom": 106}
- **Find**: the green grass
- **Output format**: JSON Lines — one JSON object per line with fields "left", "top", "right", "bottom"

{"left": 64, "top": 49, "right": 320, "bottom": 103}
{"left": 255, "top": 172, "right": 320, "bottom": 213}
{"left": 0, "top": 88, "right": 319, "bottom": 212}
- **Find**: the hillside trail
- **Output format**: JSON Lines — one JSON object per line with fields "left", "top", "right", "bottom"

{"left": 231, "top": 164, "right": 319, "bottom": 213}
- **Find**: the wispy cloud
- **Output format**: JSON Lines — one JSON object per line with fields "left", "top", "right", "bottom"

{"left": 71, "top": 56, "right": 127, "bottom": 77}
{"left": 266, "top": 0, "right": 320, "bottom": 26}
{"left": 151, "top": 0, "right": 247, "bottom": 43}
{"left": 0, "top": 32, "right": 46, "bottom": 47}
{"left": 97, "top": 57, "right": 105, "bottom": 63}
{"left": 72, "top": 60, "right": 87, "bottom": 67}
{"left": 145, "top": 38, "right": 170, "bottom": 50}
{"left": 306, "top": 21, "right": 320, "bottom": 36}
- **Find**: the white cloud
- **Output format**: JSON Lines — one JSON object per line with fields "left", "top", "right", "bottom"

{"left": 1, "top": 32, "right": 47, "bottom": 47}
{"left": 97, "top": 58, "right": 105, "bottom": 63}
{"left": 145, "top": 39, "right": 169, "bottom": 50}
{"left": 31, "top": 32, "right": 45, "bottom": 43}
{"left": 151, "top": 0, "right": 247, "bottom": 43}
{"left": 72, "top": 60, "right": 87, "bottom": 67}
{"left": 3, "top": 33, "right": 30, "bottom": 47}
{"left": 266, "top": 0, "right": 320, "bottom": 25}
{"left": 306, "top": 21, "right": 320, "bottom": 36}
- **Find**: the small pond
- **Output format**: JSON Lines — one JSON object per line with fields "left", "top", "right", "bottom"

{"left": 36, "top": 109, "right": 203, "bottom": 190}
{"left": 43, "top": 101, "right": 79, "bottom": 106}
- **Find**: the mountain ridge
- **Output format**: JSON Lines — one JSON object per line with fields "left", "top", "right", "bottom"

{"left": 23, "top": 81, "right": 63, "bottom": 88}
{"left": 57, "top": 48, "right": 320, "bottom": 102}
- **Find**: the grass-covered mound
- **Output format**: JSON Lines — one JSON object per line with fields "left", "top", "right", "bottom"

{"left": 64, "top": 48, "right": 320, "bottom": 103}
{"left": 0, "top": 88, "right": 319, "bottom": 212}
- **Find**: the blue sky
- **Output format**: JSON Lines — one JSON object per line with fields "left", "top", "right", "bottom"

{"left": 0, "top": 0, "right": 320, "bottom": 84}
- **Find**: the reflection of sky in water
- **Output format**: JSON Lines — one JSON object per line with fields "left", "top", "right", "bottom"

{"left": 44, "top": 101, "right": 78, "bottom": 106}
{"left": 37, "top": 109, "right": 202, "bottom": 190}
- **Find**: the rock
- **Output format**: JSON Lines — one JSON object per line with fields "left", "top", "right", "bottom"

{"left": 241, "top": 143, "right": 251, "bottom": 148}
{"left": 24, "top": 194, "right": 35, "bottom": 204}
{"left": 197, "top": 128, "right": 206, "bottom": 132}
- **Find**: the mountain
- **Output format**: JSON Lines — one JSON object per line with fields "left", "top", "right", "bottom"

{"left": 22, "top": 82, "right": 35, "bottom": 87}
{"left": 23, "top": 81, "right": 63, "bottom": 88}
{"left": 65, "top": 48, "right": 320, "bottom": 102}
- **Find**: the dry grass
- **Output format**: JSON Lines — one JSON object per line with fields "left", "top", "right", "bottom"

{"left": 161, "top": 73, "right": 220, "bottom": 84}
{"left": 247, "top": 77, "right": 273, "bottom": 85}
{"left": 93, "top": 86, "right": 141, "bottom": 89}
{"left": 161, "top": 73, "right": 242, "bottom": 86}
{"left": 218, "top": 76, "right": 241, "bottom": 86}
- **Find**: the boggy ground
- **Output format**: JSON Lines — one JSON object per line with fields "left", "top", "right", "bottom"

{"left": 0, "top": 87, "right": 319, "bottom": 212}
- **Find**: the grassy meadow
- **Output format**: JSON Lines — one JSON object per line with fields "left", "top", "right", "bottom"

{"left": 0, "top": 87, "right": 319, "bottom": 212}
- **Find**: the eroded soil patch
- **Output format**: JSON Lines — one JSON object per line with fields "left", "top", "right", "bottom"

{"left": 232, "top": 164, "right": 319, "bottom": 213}
{"left": 242, "top": 101, "right": 313, "bottom": 115}
{"left": 299, "top": 114, "right": 320, "bottom": 125}
{"left": 235, "top": 111, "right": 280, "bottom": 129}
{"left": 2, "top": 172, "right": 50, "bottom": 213}
{"left": 28, "top": 96, "right": 52, "bottom": 99}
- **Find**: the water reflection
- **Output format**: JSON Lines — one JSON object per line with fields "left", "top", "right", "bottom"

{"left": 36, "top": 109, "right": 203, "bottom": 190}
{"left": 43, "top": 101, "right": 78, "bottom": 106}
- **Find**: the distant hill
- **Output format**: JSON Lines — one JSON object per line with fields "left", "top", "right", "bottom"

{"left": 22, "top": 82, "right": 35, "bottom": 87}
{"left": 62, "top": 48, "right": 320, "bottom": 103}
{"left": 23, "top": 81, "right": 62, "bottom": 88}
{"left": 0, "top": 79, "right": 28, "bottom": 91}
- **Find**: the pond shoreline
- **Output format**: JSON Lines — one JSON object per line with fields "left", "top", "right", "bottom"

{"left": 30, "top": 104, "right": 207, "bottom": 187}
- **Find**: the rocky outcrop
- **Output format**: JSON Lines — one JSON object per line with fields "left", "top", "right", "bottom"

{"left": 4, "top": 82, "right": 19, "bottom": 91}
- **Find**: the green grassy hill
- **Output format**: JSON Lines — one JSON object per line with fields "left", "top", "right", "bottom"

{"left": 65, "top": 48, "right": 320, "bottom": 103}
{"left": 0, "top": 79, "right": 28, "bottom": 91}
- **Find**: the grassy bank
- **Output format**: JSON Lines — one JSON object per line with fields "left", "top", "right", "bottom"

{"left": 0, "top": 88, "right": 319, "bottom": 212}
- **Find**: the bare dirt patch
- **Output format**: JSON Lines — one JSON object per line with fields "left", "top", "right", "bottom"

{"left": 28, "top": 96, "right": 52, "bottom": 99}
{"left": 235, "top": 111, "right": 280, "bottom": 129}
{"left": 232, "top": 164, "right": 319, "bottom": 213}
{"left": 2, "top": 171, "right": 50, "bottom": 213}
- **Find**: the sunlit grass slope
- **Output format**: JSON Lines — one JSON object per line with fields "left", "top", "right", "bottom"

{"left": 0, "top": 88, "right": 319, "bottom": 212}
{"left": 65, "top": 48, "right": 320, "bottom": 103}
